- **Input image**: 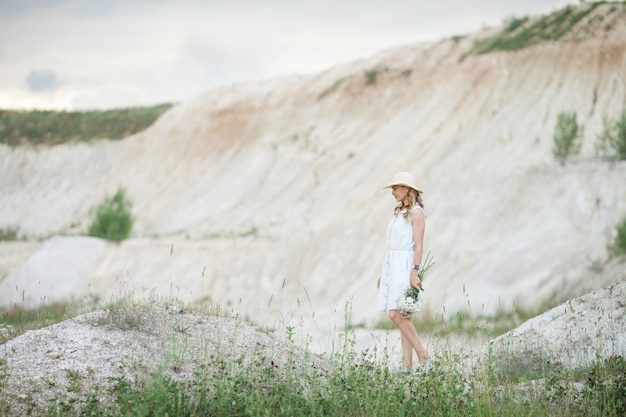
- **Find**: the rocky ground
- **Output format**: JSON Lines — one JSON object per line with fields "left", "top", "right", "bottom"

{"left": 0, "top": 300, "right": 326, "bottom": 415}
{"left": 1, "top": 278, "right": 624, "bottom": 415}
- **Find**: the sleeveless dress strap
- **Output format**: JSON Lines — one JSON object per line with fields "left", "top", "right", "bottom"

{"left": 411, "top": 204, "right": 425, "bottom": 218}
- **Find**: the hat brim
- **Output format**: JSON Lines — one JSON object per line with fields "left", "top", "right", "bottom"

{"left": 383, "top": 183, "right": 422, "bottom": 193}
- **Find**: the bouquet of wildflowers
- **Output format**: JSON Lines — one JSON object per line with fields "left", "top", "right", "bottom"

{"left": 398, "top": 253, "right": 434, "bottom": 318}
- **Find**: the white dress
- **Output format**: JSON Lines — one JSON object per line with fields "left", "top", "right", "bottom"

{"left": 378, "top": 205, "right": 424, "bottom": 311}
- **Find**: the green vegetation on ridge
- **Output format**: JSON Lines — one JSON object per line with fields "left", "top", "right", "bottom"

{"left": 0, "top": 103, "right": 172, "bottom": 146}
{"left": 462, "top": 2, "right": 622, "bottom": 59}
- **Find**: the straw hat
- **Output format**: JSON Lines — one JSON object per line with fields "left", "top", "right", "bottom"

{"left": 383, "top": 171, "right": 422, "bottom": 193}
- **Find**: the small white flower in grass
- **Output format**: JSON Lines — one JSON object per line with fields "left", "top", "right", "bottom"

{"left": 397, "top": 252, "right": 435, "bottom": 319}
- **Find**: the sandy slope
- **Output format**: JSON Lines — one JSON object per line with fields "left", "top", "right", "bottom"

{"left": 1, "top": 4, "right": 626, "bottom": 338}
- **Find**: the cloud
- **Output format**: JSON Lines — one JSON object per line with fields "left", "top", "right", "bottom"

{"left": 2, "top": 0, "right": 579, "bottom": 110}
{"left": 25, "top": 70, "right": 60, "bottom": 92}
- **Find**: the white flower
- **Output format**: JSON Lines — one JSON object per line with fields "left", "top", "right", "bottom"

{"left": 396, "top": 252, "right": 434, "bottom": 318}
{"left": 398, "top": 293, "right": 421, "bottom": 318}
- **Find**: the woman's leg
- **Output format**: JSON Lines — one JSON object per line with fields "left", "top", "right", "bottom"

{"left": 389, "top": 310, "right": 429, "bottom": 364}
{"left": 401, "top": 334, "right": 412, "bottom": 367}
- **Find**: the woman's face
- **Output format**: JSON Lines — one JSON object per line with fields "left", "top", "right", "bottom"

{"left": 391, "top": 185, "right": 409, "bottom": 202}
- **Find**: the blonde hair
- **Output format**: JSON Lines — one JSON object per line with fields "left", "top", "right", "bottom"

{"left": 394, "top": 188, "right": 424, "bottom": 221}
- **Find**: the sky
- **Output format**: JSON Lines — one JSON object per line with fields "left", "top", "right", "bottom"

{"left": 0, "top": 0, "right": 578, "bottom": 111}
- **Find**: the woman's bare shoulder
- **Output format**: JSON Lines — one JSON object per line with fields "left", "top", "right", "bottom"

{"left": 411, "top": 205, "right": 426, "bottom": 221}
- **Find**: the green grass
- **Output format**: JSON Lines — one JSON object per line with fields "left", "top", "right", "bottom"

{"left": 17, "top": 340, "right": 626, "bottom": 417}
{"left": 375, "top": 303, "right": 553, "bottom": 340}
{"left": 461, "top": 2, "right": 611, "bottom": 59}
{"left": 0, "top": 228, "right": 19, "bottom": 242}
{"left": 364, "top": 69, "right": 378, "bottom": 85}
{"left": 553, "top": 111, "right": 583, "bottom": 165}
{"left": 450, "top": 34, "right": 467, "bottom": 44}
{"left": 614, "top": 215, "right": 626, "bottom": 256}
{"left": 597, "top": 111, "right": 626, "bottom": 161}
{"left": 1, "top": 297, "right": 625, "bottom": 416}
{"left": 318, "top": 77, "right": 349, "bottom": 100}
{"left": 0, "top": 103, "right": 173, "bottom": 146}
{"left": 0, "top": 302, "right": 76, "bottom": 344}
{"left": 87, "top": 188, "right": 133, "bottom": 241}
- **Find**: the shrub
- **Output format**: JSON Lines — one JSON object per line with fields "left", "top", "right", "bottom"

{"left": 597, "top": 111, "right": 626, "bottom": 161}
{"left": 364, "top": 69, "right": 378, "bottom": 85}
{"left": 0, "top": 227, "right": 18, "bottom": 241}
{"left": 87, "top": 188, "right": 133, "bottom": 241}
{"left": 553, "top": 111, "right": 583, "bottom": 164}
{"left": 614, "top": 215, "right": 626, "bottom": 256}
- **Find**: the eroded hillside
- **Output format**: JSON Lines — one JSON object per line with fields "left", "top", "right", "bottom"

{"left": 1, "top": 3, "right": 625, "bottom": 345}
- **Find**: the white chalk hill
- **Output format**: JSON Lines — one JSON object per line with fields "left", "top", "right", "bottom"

{"left": 1, "top": 3, "right": 625, "bottom": 344}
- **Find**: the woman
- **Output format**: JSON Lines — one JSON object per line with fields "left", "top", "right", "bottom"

{"left": 377, "top": 171, "right": 431, "bottom": 373}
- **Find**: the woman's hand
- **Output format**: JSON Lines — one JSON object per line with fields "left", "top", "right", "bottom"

{"left": 410, "top": 269, "right": 421, "bottom": 289}
{"left": 376, "top": 276, "right": 381, "bottom": 289}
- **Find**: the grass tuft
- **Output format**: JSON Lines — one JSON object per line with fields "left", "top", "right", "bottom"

{"left": 364, "top": 69, "right": 378, "bottom": 85}
{"left": 613, "top": 215, "right": 626, "bottom": 256}
{"left": 0, "top": 228, "right": 19, "bottom": 241}
{"left": 597, "top": 111, "right": 626, "bottom": 161}
{"left": 0, "top": 302, "right": 76, "bottom": 344}
{"left": 553, "top": 111, "right": 583, "bottom": 165}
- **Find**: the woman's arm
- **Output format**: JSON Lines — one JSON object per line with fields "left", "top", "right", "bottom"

{"left": 410, "top": 207, "right": 425, "bottom": 289}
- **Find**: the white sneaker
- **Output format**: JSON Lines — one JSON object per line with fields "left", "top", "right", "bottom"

{"left": 418, "top": 357, "right": 432, "bottom": 373}
{"left": 390, "top": 366, "right": 411, "bottom": 375}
